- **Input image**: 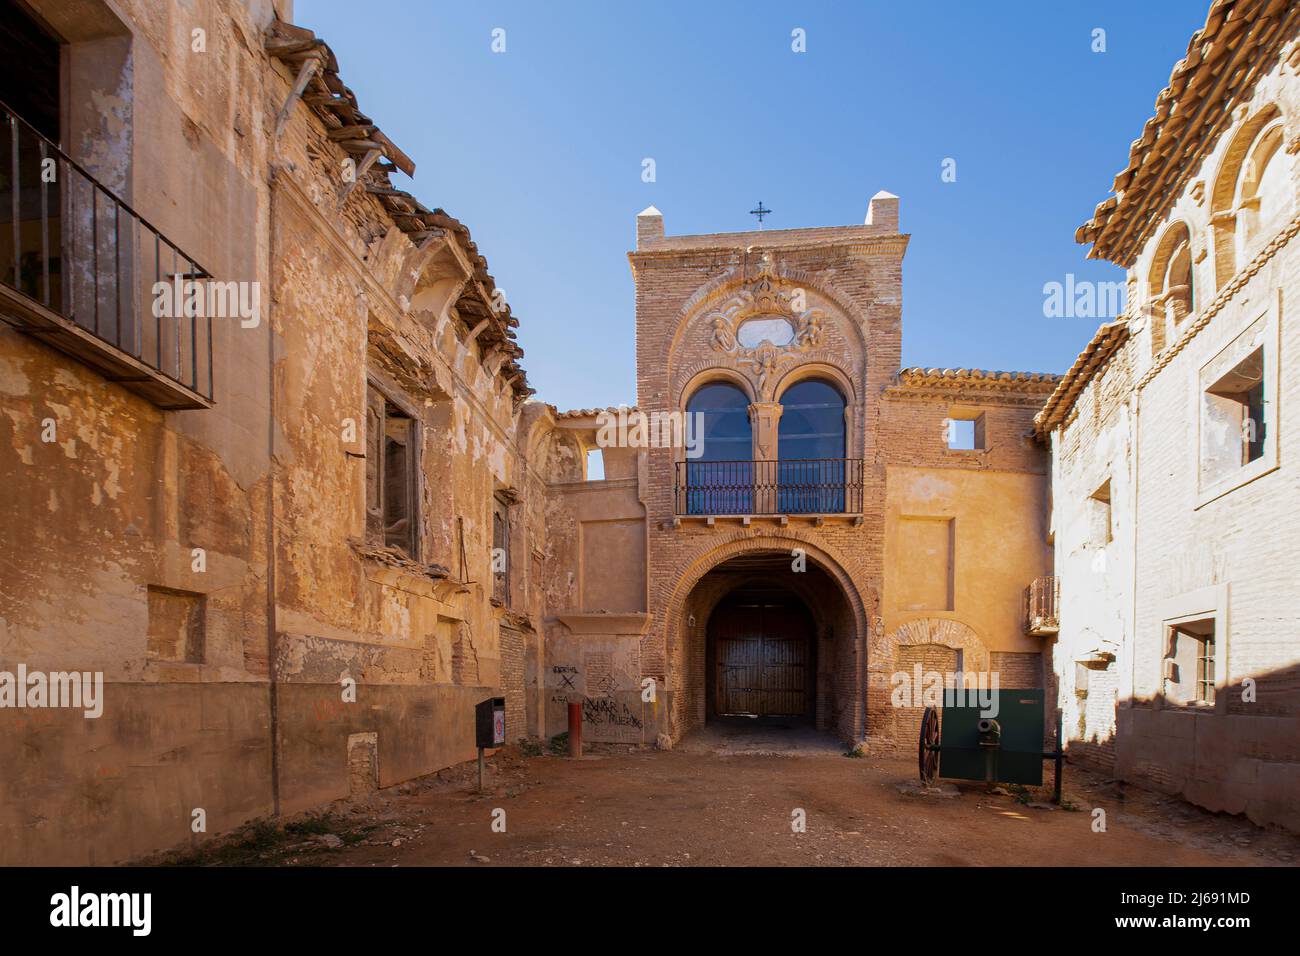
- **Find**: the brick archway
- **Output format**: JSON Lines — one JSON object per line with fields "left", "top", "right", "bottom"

{"left": 863, "top": 618, "right": 991, "bottom": 755}
{"left": 875, "top": 618, "right": 991, "bottom": 676}
{"left": 661, "top": 534, "right": 872, "bottom": 742}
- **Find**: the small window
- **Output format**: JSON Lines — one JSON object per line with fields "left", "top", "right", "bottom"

{"left": 945, "top": 414, "right": 984, "bottom": 450}
{"left": 1196, "top": 635, "right": 1217, "bottom": 705}
{"left": 586, "top": 448, "right": 605, "bottom": 480}
{"left": 492, "top": 493, "right": 511, "bottom": 607}
{"left": 1090, "top": 479, "right": 1112, "bottom": 545}
{"left": 366, "top": 385, "right": 418, "bottom": 558}
{"left": 147, "top": 586, "right": 205, "bottom": 664}
{"left": 1163, "top": 618, "right": 1216, "bottom": 707}
{"left": 1202, "top": 346, "right": 1265, "bottom": 484}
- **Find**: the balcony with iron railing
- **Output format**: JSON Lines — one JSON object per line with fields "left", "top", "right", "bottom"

{"left": 0, "top": 99, "right": 214, "bottom": 409}
{"left": 674, "top": 458, "right": 864, "bottom": 517}
{"left": 1024, "top": 575, "right": 1060, "bottom": 636}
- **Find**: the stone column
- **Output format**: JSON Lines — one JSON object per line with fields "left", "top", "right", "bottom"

{"left": 750, "top": 402, "right": 783, "bottom": 513}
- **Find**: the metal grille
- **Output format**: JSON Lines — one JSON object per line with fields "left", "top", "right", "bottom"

{"left": 0, "top": 99, "right": 213, "bottom": 405}
{"left": 1024, "top": 575, "right": 1061, "bottom": 635}
{"left": 675, "top": 458, "right": 864, "bottom": 515}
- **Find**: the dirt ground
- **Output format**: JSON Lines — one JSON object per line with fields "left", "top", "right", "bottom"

{"left": 162, "top": 735, "right": 1300, "bottom": 868}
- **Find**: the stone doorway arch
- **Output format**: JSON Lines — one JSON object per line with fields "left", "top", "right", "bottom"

{"left": 662, "top": 536, "right": 872, "bottom": 743}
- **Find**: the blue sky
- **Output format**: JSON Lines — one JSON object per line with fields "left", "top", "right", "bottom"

{"left": 296, "top": 0, "right": 1210, "bottom": 411}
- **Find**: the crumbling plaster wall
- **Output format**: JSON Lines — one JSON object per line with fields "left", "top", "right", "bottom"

{"left": 0, "top": 0, "right": 280, "bottom": 865}
{"left": 1049, "top": 349, "right": 1136, "bottom": 772}
{"left": 264, "top": 41, "right": 548, "bottom": 814}
{"left": 532, "top": 418, "right": 656, "bottom": 743}
{"left": 0, "top": 0, "right": 549, "bottom": 862}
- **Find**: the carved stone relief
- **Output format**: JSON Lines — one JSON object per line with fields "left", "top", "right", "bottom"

{"left": 705, "top": 254, "right": 828, "bottom": 400}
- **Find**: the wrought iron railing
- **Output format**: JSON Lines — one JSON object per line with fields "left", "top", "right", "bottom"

{"left": 0, "top": 99, "right": 213, "bottom": 406}
{"left": 675, "top": 458, "right": 864, "bottom": 515}
{"left": 1024, "top": 575, "right": 1060, "bottom": 635}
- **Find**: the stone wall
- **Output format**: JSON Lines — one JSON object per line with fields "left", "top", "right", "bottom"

{"left": 0, "top": 0, "right": 550, "bottom": 864}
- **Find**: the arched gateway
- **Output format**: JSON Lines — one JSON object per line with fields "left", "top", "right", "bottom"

{"left": 664, "top": 540, "right": 871, "bottom": 742}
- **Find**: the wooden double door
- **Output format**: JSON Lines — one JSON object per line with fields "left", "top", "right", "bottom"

{"left": 710, "top": 600, "right": 813, "bottom": 717}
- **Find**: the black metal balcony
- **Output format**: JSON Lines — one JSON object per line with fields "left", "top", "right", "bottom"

{"left": 0, "top": 99, "right": 214, "bottom": 408}
{"left": 675, "top": 459, "right": 864, "bottom": 516}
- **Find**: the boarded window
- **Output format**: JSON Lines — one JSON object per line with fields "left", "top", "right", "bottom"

{"left": 147, "top": 586, "right": 205, "bottom": 663}
{"left": 366, "top": 385, "right": 418, "bottom": 557}
{"left": 492, "top": 493, "right": 511, "bottom": 606}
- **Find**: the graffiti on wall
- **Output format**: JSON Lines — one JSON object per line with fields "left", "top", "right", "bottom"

{"left": 582, "top": 696, "right": 642, "bottom": 729}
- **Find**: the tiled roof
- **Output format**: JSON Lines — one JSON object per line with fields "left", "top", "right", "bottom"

{"left": 895, "top": 368, "right": 1062, "bottom": 391}
{"left": 554, "top": 405, "right": 638, "bottom": 420}
{"left": 1033, "top": 321, "right": 1130, "bottom": 436}
{"left": 265, "top": 18, "right": 530, "bottom": 398}
{"left": 1076, "top": 0, "right": 1298, "bottom": 265}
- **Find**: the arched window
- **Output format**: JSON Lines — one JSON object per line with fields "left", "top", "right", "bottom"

{"left": 1238, "top": 123, "right": 1289, "bottom": 259}
{"left": 777, "top": 379, "right": 846, "bottom": 513}
{"left": 683, "top": 382, "right": 752, "bottom": 514}
{"left": 1147, "top": 222, "right": 1194, "bottom": 355}
{"left": 1210, "top": 105, "right": 1283, "bottom": 288}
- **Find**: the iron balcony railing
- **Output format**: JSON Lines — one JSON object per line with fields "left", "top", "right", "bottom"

{"left": 0, "top": 99, "right": 213, "bottom": 407}
{"left": 1024, "top": 575, "right": 1061, "bottom": 636}
{"left": 675, "top": 458, "right": 864, "bottom": 516}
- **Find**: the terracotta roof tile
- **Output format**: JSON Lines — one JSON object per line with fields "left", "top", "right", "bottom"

{"left": 1076, "top": 0, "right": 1298, "bottom": 265}
{"left": 265, "top": 18, "right": 531, "bottom": 398}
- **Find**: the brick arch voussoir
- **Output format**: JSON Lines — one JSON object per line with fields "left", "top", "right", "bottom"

{"left": 662, "top": 532, "right": 872, "bottom": 672}
{"left": 872, "top": 618, "right": 990, "bottom": 686}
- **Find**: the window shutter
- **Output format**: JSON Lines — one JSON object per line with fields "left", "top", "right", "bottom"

{"left": 365, "top": 387, "right": 385, "bottom": 544}
{"left": 384, "top": 417, "right": 411, "bottom": 553}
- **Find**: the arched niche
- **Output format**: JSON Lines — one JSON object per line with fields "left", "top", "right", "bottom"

{"left": 1209, "top": 104, "right": 1285, "bottom": 290}
{"left": 1146, "top": 221, "right": 1194, "bottom": 354}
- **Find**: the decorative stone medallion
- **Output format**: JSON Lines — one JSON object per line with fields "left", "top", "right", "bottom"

{"left": 706, "top": 255, "right": 827, "bottom": 398}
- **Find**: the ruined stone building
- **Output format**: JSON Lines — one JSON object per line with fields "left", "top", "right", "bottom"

{"left": 1, "top": 0, "right": 543, "bottom": 865}
{"left": 0, "top": 0, "right": 1295, "bottom": 867}
{"left": 1036, "top": 0, "right": 1300, "bottom": 832}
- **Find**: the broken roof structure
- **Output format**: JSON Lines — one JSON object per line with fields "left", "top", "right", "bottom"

{"left": 265, "top": 17, "right": 532, "bottom": 399}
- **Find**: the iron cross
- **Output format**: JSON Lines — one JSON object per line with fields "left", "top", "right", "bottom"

{"left": 749, "top": 201, "right": 771, "bottom": 228}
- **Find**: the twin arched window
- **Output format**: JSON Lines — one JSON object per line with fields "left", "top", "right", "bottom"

{"left": 682, "top": 377, "right": 847, "bottom": 514}
{"left": 685, "top": 378, "right": 846, "bottom": 462}
{"left": 1148, "top": 106, "right": 1291, "bottom": 356}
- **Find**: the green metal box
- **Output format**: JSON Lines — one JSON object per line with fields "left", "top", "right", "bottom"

{"left": 938, "top": 688, "right": 1044, "bottom": 786}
